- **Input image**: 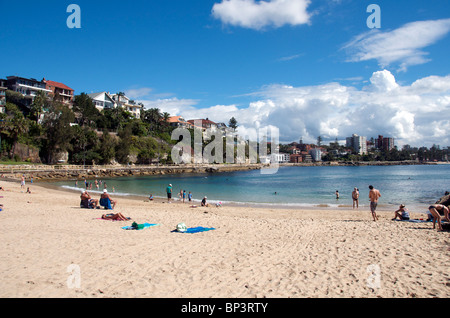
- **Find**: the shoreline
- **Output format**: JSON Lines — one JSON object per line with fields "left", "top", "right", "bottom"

{"left": 35, "top": 179, "right": 405, "bottom": 213}
{"left": 0, "top": 179, "right": 448, "bottom": 298}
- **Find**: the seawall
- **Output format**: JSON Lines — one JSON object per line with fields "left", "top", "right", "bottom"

{"left": 0, "top": 164, "right": 265, "bottom": 181}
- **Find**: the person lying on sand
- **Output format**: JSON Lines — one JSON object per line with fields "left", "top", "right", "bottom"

{"left": 101, "top": 213, "right": 130, "bottom": 221}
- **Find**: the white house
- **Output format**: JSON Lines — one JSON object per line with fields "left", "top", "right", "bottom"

{"left": 111, "top": 93, "right": 144, "bottom": 118}
{"left": 88, "top": 92, "right": 116, "bottom": 111}
{"left": 270, "top": 153, "right": 290, "bottom": 163}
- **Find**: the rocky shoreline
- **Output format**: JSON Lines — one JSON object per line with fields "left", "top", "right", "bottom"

{"left": 0, "top": 163, "right": 266, "bottom": 181}
{"left": 0, "top": 160, "right": 444, "bottom": 182}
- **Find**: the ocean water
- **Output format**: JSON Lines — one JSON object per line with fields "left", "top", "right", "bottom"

{"left": 50, "top": 165, "right": 449, "bottom": 211}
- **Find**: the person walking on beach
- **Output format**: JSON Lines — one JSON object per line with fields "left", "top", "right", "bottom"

{"left": 166, "top": 184, "right": 172, "bottom": 203}
{"left": 188, "top": 191, "right": 192, "bottom": 202}
{"left": 352, "top": 187, "right": 359, "bottom": 209}
{"left": 369, "top": 185, "right": 381, "bottom": 221}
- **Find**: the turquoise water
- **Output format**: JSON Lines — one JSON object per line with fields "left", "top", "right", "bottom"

{"left": 50, "top": 165, "right": 449, "bottom": 211}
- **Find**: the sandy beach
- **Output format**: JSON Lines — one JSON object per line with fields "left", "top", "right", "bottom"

{"left": 0, "top": 179, "right": 448, "bottom": 298}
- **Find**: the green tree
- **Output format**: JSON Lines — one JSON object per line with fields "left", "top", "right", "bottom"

{"left": 73, "top": 93, "right": 100, "bottom": 127}
{"left": 30, "top": 91, "right": 49, "bottom": 123}
{"left": 115, "top": 124, "right": 133, "bottom": 164}
{"left": 98, "top": 130, "right": 117, "bottom": 164}
{"left": 228, "top": 117, "right": 238, "bottom": 130}
{"left": 0, "top": 102, "right": 30, "bottom": 158}
{"left": 142, "top": 108, "right": 163, "bottom": 133}
{"left": 41, "top": 101, "right": 75, "bottom": 163}
{"left": 317, "top": 136, "right": 322, "bottom": 147}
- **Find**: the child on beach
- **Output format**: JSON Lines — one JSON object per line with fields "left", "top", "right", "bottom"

{"left": 188, "top": 191, "right": 192, "bottom": 202}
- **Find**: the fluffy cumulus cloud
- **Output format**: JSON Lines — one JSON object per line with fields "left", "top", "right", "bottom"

{"left": 140, "top": 70, "right": 450, "bottom": 148}
{"left": 343, "top": 18, "right": 450, "bottom": 71}
{"left": 212, "top": 0, "right": 311, "bottom": 30}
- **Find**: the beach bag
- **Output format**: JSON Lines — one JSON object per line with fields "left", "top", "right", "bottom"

{"left": 131, "top": 222, "right": 145, "bottom": 230}
{"left": 176, "top": 222, "right": 187, "bottom": 232}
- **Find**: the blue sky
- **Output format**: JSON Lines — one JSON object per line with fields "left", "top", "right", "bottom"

{"left": 1, "top": 0, "right": 450, "bottom": 147}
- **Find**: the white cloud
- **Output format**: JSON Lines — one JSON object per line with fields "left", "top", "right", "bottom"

{"left": 138, "top": 98, "right": 200, "bottom": 115}
{"left": 125, "top": 87, "right": 153, "bottom": 99}
{"left": 212, "top": 0, "right": 311, "bottom": 30}
{"left": 343, "top": 18, "right": 450, "bottom": 71}
{"left": 136, "top": 71, "right": 450, "bottom": 148}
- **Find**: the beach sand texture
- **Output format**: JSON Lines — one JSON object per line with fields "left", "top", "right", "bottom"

{"left": 0, "top": 180, "right": 448, "bottom": 298}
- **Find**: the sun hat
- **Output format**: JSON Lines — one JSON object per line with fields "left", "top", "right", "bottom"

{"left": 103, "top": 189, "right": 107, "bottom": 193}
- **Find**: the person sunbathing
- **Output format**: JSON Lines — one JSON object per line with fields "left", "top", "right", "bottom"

{"left": 101, "top": 213, "right": 129, "bottom": 221}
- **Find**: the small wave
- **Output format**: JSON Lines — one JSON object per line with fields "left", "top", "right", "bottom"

{"left": 61, "top": 185, "right": 134, "bottom": 197}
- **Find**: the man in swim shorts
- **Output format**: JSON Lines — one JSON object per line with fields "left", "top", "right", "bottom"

{"left": 369, "top": 185, "right": 381, "bottom": 221}
{"left": 352, "top": 187, "right": 359, "bottom": 209}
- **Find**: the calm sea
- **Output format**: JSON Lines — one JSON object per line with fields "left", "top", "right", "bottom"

{"left": 50, "top": 164, "right": 449, "bottom": 212}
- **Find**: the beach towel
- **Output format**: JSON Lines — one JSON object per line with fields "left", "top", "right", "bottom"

{"left": 99, "top": 198, "right": 112, "bottom": 210}
{"left": 394, "top": 219, "right": 430, "bottom": 223}
{"left": 173, "top": 226, "right": 216, "bottom": 234}
{"left": 122, "top": 222, "right": 160, "bottom": 230}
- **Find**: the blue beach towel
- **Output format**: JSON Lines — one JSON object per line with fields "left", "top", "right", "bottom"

{"left": 394, "top": 219, "right": 430, "bottom": 223}
{"left": 122, "top": 223, "right": 160, "bottom": 230}
{"left": 99, "top": 198, "right": 112, "bottom": 210}
{"left": 173, "top": 227, "right": 216, "bottom": 234}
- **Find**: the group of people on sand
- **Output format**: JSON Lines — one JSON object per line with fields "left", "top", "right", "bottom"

{"left": 165, "top": 183, "right": 212, "bottom": 207}
{"left": 80, "top": 189, "right": 117, "bottom": 210}
{"left": 165, "top": 184, "right": 194, "bottom": 204}
{"left": 80, "top": 188, "right": 127, "bottom": 221}
{"left": 342, "top": 185, "right": 450, "bottom": 231}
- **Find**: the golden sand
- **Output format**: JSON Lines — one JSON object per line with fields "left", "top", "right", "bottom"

{"left": 0, "top": 180, "right": 448, "bottom": 298}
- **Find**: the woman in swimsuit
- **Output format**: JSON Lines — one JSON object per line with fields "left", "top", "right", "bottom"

{"left": 428, "top": 204, "right": 450, "bottom": 231}
{"left": 101, "top": 213, "right": 129, "bottom": 221}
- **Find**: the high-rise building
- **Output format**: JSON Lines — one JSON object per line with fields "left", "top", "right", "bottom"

{"left": 346, "top": 134, "right": 367, "bottom": 155}
{"left": 375, "top": 135, "right": 395, "bottom": 151}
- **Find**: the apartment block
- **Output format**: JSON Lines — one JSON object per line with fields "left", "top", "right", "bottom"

{"left": 346, "top": 134, "right": 367, "bottom": 155}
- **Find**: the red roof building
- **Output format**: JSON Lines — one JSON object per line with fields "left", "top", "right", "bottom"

{"left": 43, "top": 78, "right": 74, "bottom": 105}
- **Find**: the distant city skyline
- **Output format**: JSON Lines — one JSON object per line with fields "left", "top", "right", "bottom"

{"left": 1, "top": 0, "right": 449, "bottom": 147}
